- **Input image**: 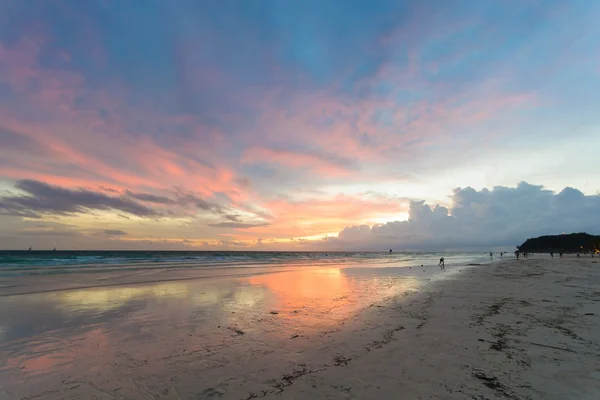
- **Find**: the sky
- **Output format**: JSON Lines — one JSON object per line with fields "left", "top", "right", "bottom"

{"left": 1, "top": 0, "right": 599, "bottom": 251}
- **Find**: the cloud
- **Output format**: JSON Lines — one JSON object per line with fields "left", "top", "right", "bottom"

{"left": 100, "top": 186, "right": 119, "bottom": 193}
{"left": 0, "top": 178, "right": 235, "bottom": 229}
{"left": 0, "top": 179, "right": 157, "bottom": 218}
{"left": 18, "top": 229, "right": 78, "bottom": 237}
{"left": 330, "top": 182, "right": 600, "bottom": 250}
{"left": 208, "top": 222, "right": 270, "bottom": 229}
{"left": 0, "top": 208, "right": 40, "bottom": 219}
{"left": 102, "top": 229, "right": 127, "bottom": 236}
{"left": 173, "top": 190, "right": 225, "bottom": 214}
{"left": 124, "top": 190, "right": 176, "bottom": 204}
{"left": 0, "top": 127, "right": 44, "bottom": 156}
{"left": 241, "top": 146, "right": 358, "bottom": 175}
{"left": 224, "top": 214, "right": 241, "bottom": 222}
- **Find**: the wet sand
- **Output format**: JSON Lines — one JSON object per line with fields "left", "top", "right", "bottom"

{"left": 1, "top": 257, "right": 599, "bottom": 399}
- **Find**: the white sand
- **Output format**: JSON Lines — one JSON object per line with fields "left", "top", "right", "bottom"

{"left": 256, "top": 257, "right": 600, "bottom": 400}
{"left": 2, "top": 257, "right": 599, "bottom": 399}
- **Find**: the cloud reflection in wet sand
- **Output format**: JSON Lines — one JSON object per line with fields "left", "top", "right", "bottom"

{"left": 0, "top": 266, "right": 425, "bottom": 399}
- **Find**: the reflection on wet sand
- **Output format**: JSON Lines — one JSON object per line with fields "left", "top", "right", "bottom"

{"left": 0, "top": 266, "right": 429, "bottom": 399}
{"left": 52, "top": 283, "right": 190, "bottom": 312}
{"left": 250, "top": 268, "right": 347, "bottom": 298}
{"left": 2, "top": 327, "right": 111, "bottom": 383}
{"left": 249, "top": 269, "right": 352, "bottom": 310}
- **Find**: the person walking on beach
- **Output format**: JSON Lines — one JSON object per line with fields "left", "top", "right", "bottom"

{"left": 490, "top": 251, "right": 493, "bottom": 258}
{"left": 439, "top": 257, "right": 445, "bottom": 269}
{"left": 515, "top": 251, "right": 519, "bottom": 259}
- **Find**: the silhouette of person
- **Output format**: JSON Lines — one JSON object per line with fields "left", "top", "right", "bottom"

{"left": 489, "top": 252, "right": 493, "bottom": 258}
{"left": 439, "top": 257, "right": 445, "bottom": 269}
{"left": 550, "top": 252, "right": 554, "bottom": 258}
{"left": 515, "top": 251, "right": 519, "bottom": 259}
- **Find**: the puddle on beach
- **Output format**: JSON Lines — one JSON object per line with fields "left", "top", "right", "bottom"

{"left": 0, "top": 265, "right": 452, "bottom": 398}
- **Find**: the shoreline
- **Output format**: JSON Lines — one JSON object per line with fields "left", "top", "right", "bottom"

{"left": 0, "top": 255, "right": 487, "bottom": 297}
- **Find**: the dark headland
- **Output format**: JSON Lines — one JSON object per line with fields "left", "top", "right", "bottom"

{"left": 517, "top": 232, "right": 600, "bottom": 253}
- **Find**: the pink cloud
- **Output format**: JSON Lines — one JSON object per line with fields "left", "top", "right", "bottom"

{"left": 241, "top": 146, "right": 355, "bottom": 176}
{"left": 241, "top": 82, "right": 536, "bottom": 177}
{"left": 0, "top": 35, "right": 250, "bottom": 206}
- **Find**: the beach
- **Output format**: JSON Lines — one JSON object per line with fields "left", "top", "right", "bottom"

{"left": 1, "top": 255, "right": 599, "bottom": 399}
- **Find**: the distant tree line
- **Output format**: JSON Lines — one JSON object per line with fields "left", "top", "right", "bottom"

{"left": 517, "top": 232, "right": 600, "bottom": 253}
